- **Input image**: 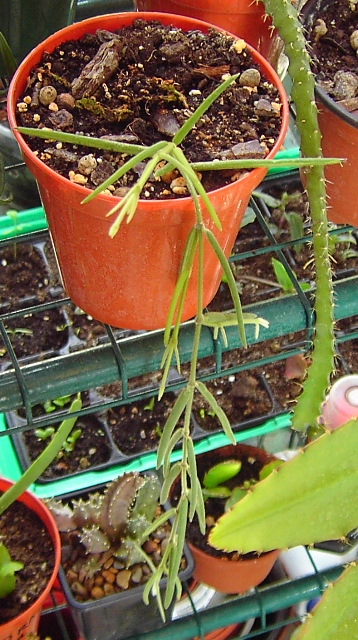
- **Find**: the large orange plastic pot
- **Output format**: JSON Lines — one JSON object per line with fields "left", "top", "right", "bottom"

{"left": 8, "top": 12, "right": 288, "bottom": 330}
{"left": 0, "top": 478, "right": 61, "bottom": 640}
{"left": 301, "top": 0, "right": 358, "bottom": 228}
{"left": 172, "top": 443, "right": 281, "bottom": 594}
{"left": 134, "top": 0, "right": 278, "bottom": 62}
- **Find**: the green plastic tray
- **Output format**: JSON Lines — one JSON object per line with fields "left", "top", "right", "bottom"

{"left": 0, "top": 412, "right": 292, "bottom": 498}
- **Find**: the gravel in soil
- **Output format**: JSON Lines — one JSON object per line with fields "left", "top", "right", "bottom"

{"left": 60, "top": 503, "right": 186, "bottom": 602}
{"left": 15, "top": 19, "right": 283, "bottom": 198}
{"left": 304, "top": 0, "right": 358, "bottom": 111}
{"left": 106, "top": 391, "right": 183, "bottom": 456}
{"left": 0, "top": 499, "right": 54, "bottom": 623}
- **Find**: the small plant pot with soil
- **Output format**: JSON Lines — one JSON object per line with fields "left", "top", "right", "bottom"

{"left": 46, "top": 472, "right": 194, "bottom": 640}
{"left": 170, "top": 443, "right": 281, "bottom": 594}
{"left": 8, "top": 11, "right": 288, "bottom": 331}
{"left": 301, "top": 0, "right": 358, "bottom": 227}
{"left": 134, "top": 0, "right": 280, "bottom": 64}
{"left": 0, "top": 478, "right": 61, "bottom": 640}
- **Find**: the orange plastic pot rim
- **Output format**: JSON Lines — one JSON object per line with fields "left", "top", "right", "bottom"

{"left": 0, "top": 478, "right": 61, "bottom": 637}
{"left": 8, "top": 11, "right": 289, "bottom": 210}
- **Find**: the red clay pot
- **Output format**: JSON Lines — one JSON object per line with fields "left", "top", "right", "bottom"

{"left": 0, "top": 478, "right": 61, "bottom": 640}
{"left": 182, "top": 443, "right": 281, "bottom": 594}
{"left": 134, "top": 0, "right": 278, "bottom": 63}
{"left": 8, "top": 12, "right": 288, "bottom": 330}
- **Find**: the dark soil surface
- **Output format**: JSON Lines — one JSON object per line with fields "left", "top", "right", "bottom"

{"left": 0, "top": 306, "right": 70, "bottom": 361}
{"left": 0, "top": 243, "right": 50, "bottom": 307}
{"left": 20, "top": 414, "right": 112, "bottom": 479}
{"left": 0, "top": 499, "right": 54, "bottom": 623}
{"left": 15, "top": 19, "right": 283, "bottom": 198}
{"left": 13, "top": 394, "right": 113, "bottom": 479}
{"left": 191, "top": 372, "right": 273, "bottom": 432}
{"left": 304, "top": 0, "right": 358, "bottom": 112}
{"left": 106, "top": 391, "right": 183, "bottom": 456}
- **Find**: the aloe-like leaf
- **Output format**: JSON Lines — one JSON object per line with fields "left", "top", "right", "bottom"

{"left": 195, "top": 380, "right": 235, "bottom": 444}
{"left": 210, "top": 420, "right": 358, "bottom": 553}
{"left": 291, "top": 563, "right": 358, "bottom": 640}
{"left": 203, "top": 460, "right": 242, "bottom": 489}
{"left": 0, "top": 32, "right": 17, "bottom": 77}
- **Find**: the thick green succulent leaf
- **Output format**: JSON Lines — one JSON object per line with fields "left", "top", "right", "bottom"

{"left": 210, "top": 420, "right": 358, "bottom": 553}
{"left": 291, "top": 563, "right": 358, "bottom": 640}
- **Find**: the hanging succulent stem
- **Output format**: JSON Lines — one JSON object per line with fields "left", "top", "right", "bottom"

{"left": 17, "top": 64, "right": 341, "bottom": 613}
{"left": 262, "top": 0, "right": 335, "bottom": 433}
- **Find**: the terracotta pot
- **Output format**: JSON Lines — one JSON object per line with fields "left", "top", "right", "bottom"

{"left": 301, "top": 0, "right": 358, "bottom": 228}
{"left": 0, "top": 478, "right": 61, "bottom": 640}
{"left": 177, "top": 443, "right": 281, "bottom": 594}
{"left": 134, "top": 0, "right": 279, "bottom": 63}
{"left": 8, "top": 12, "right": 288, "bottom": 330}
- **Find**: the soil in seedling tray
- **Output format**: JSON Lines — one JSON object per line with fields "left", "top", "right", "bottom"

{"left": 0, "top": 306, "right": 70, "bottom": 361}
{"left": 16, "top": 19, "right": 283, "bottom": 198}
{"left": 259, "top": 176, "right": 358, "bottom": 280}
{"left": 191, "top": 372, "right": 273, "bottom": 432}
{"left": 0, "top": 499, "right": 54, "bottom": 624}
{"left": 107, "top": 391, "right": 183, "bottom": 456}
{"left": 13, "top": 395, "right": 113, "bottom": 480}
{"left": 0, "top": 243, "right": 51, "bottom": 308}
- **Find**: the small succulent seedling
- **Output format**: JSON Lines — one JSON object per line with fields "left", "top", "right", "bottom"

{"left": 255, "top": 188, "right": 305, "bottom": 252}
{"left": 0, "top": 544, "right": 23, "bottom": 598}
{"left": 43, "top": 394, "right": 72, "bottom": 414}
{"left": 271, "top": 256, "right": 311, "bottom": 295}
{"left": 201, "top": 458, "right": 282, "bottom": 510}
{"left": 46, "top": 472, "right": 182, "bottom": 617}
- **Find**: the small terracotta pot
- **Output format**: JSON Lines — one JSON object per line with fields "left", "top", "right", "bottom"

{"left": 176, "top": 443, "right": 281, "bottom": 594}
{"left": 188, "top": 540, "right": 280, "bottom": 594}
{"left": 134, "top": 0, "right": 278, "bottom": 63}
{"left": 0, "top": 478, "right": 61, "bottom": 640}
{"left": 8, "top": 12, "right": 288, "bottom": 330}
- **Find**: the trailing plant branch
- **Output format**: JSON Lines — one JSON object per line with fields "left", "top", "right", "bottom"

{"left": 262, "top": 0, "right": 336, "bottom": 432}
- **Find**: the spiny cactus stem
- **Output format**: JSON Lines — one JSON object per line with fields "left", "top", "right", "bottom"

{"left": 263, "top": 0, "right": 335, "bottom": 431}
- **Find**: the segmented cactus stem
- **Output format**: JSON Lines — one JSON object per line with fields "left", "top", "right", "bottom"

{"left": 262, "top": 0, "right": 335, "bottom": 432}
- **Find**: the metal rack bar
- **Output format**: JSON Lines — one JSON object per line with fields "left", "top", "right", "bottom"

{"left": 0, "top": 274, "right": 356, "bottom": 414}
{"left": 125, "top": 567, "right": 343, "bottom": 640}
